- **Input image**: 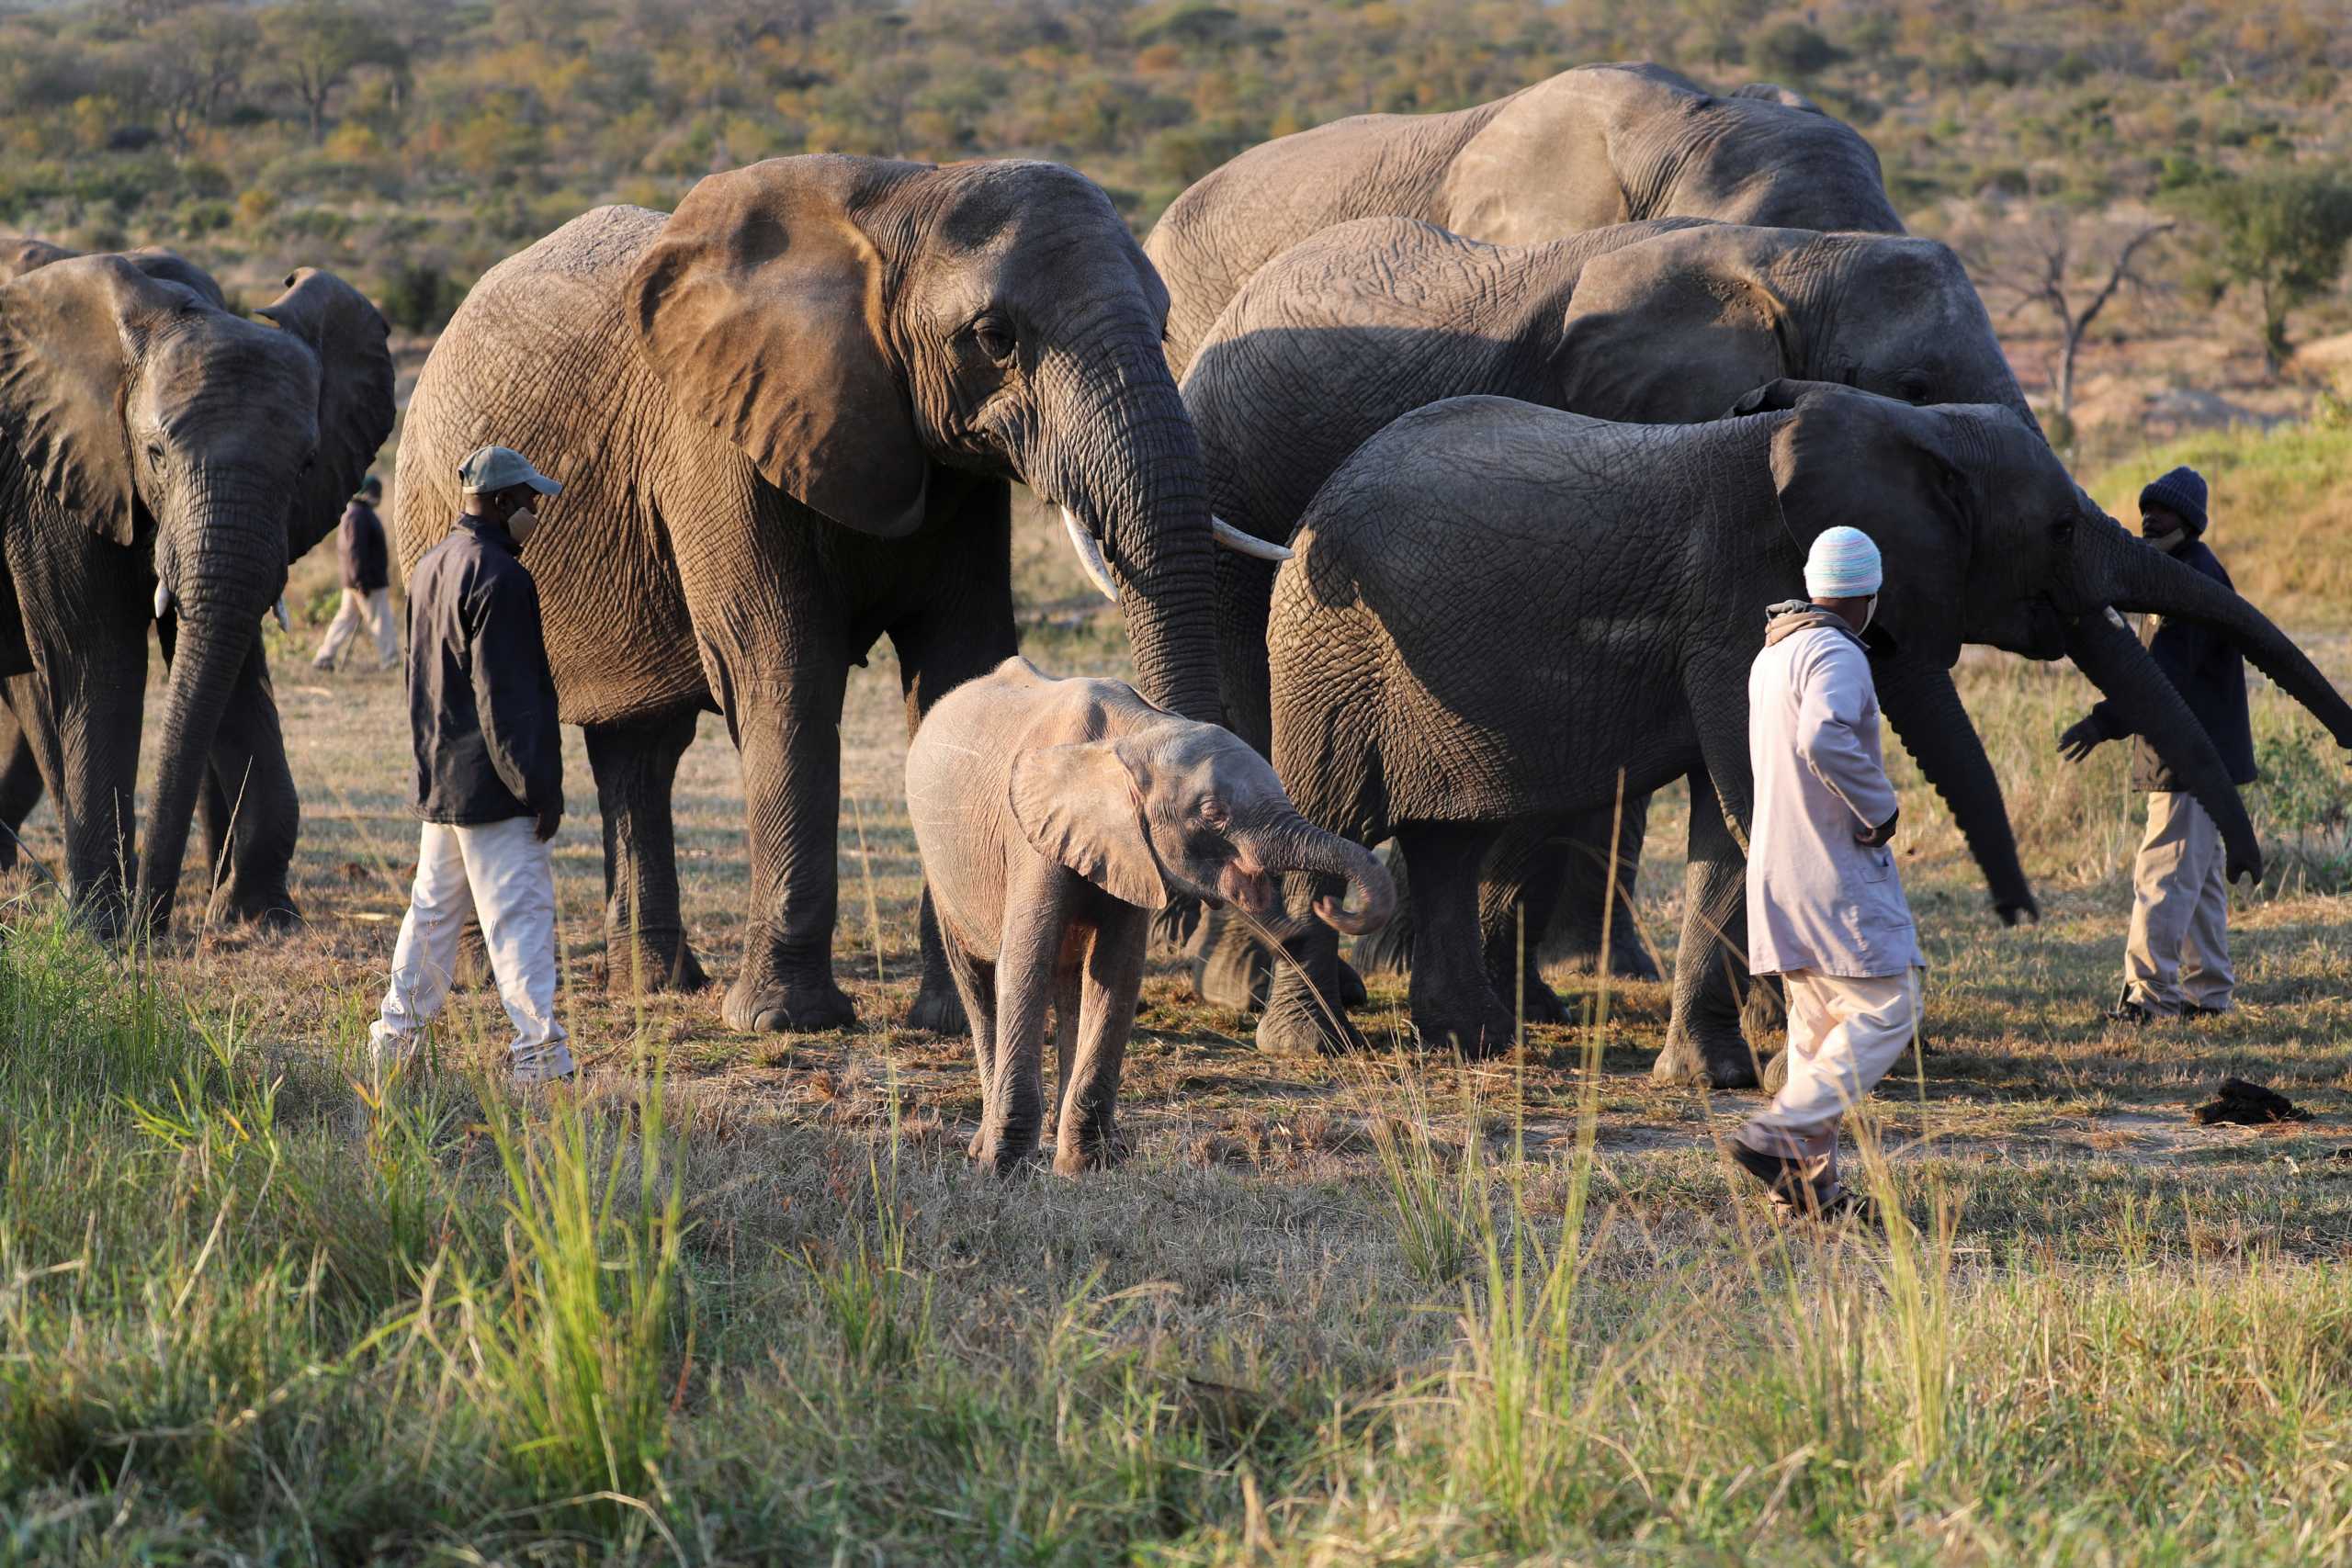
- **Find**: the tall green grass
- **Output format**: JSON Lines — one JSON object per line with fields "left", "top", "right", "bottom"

{"left": 1, "top": 907, "right": 2350, "bottom": 1562}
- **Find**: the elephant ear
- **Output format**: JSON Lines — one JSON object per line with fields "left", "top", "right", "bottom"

{"left": 628, "top": 155, "right": 930, "bottom": 538}
{"left": 1553, "top": 227, "right": 1804, "bottom": 422}
{"left": 1009, "top": 739, "right": 1169, "bottom": 910}
{"left": 1767, "top": 384, "right": 1975, "bottom": 659}
{"left": 257, "top": 268, "right": 396, "bottom": 562}
{"left": 0, "top": 254, "right": 187, "bottom": 547}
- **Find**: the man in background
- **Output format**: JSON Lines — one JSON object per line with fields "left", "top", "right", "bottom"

{"left": 368, "top": 446, "right": 572, "bottom": 1086}
{"left": 1732, "top": 526, "right": 1923, "bottom": 1221}
{"left": 2060, "top": 466, "right": 2252, "bottom": 1023}
{"left": 313, "top": 474, "right": 398, "bottom": 671}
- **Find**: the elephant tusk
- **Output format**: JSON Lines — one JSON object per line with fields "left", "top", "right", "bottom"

{"left": 1212, "top": 515, "right": 1293, "bottom": 561}
{"left": 1059, "top": 507, "right": 1120, "bottom": 603}
{"left": 153, "top": 582, "right": 172, "bottom": 621}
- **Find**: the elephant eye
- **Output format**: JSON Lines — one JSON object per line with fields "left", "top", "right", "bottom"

{"left": 969, "top": 315, "right": 1016, "bottom": 367}
{"left": 2052, "top": 516, "right": 2076, "bottom": 543}
{"left": 1197, "top": 795, "right": 1229, "bottom": 828}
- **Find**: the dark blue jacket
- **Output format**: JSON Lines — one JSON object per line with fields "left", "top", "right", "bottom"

{"left": 336, "top": 500, "right": 389, "bottom": 592}
{"left": 402, "top": 517, "right": 562, "bottom": 826}
{"left": 2087, "top": 538, "right": 2256, "bottom": 790}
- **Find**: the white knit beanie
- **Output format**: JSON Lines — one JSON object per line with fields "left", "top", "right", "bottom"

{"left": 1804, "top": 526, "right": 1883, "bottom": 598}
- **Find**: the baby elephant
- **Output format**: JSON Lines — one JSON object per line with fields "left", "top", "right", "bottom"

{"left": 910, "top": 658, "right": 1394, "bottom": 1174}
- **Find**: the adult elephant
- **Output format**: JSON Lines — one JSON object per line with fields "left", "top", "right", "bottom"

{"left": 1184, "top": 215, "right": 2044, "bottom": 1053}
{"left": 396, "top": 155, "right": 1253, "bottom": 1035}
{"left": 0, "top": 245, "right": 393, "bottom": 931}
{"left": 1147, "top": 62, "right": 1900, "bottom": 377}
{"left": 1266, "top": 387, "right": 2352, "bottom": 1079}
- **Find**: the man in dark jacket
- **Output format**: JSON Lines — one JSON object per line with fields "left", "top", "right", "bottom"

{"left": 368, "top": 446, "right": 573, "bottom": 1084}
{"left": 2060, "top": 466, "right": 2253, "bottom": 1023}
{"left": 311, "top": 474, "right": 398, "bottom": 671}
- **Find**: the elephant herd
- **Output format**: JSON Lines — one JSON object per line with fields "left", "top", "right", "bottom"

{"left": 3, "top": 62, "right": 2347, "bottom": 1116}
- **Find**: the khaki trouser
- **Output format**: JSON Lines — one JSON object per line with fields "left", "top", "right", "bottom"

{"left": 2122, "top": 790, "right": 2233, "bottom": 1015}
{"left": 369, "top": 817, "right": 573, "bottom": 1079}
{"left": 313, "top": 586, "right": 397, "bottom": 670}
{"left": 1736, "top": 966, "right": 1923, "bottom": 1198}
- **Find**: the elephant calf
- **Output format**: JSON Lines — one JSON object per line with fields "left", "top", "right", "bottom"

{"left": 909, "top": 658, "right": 1393, "bottom": 1173}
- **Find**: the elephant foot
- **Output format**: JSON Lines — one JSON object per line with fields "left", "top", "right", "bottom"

{"left": 904, "top": 980, "right": 968, "bottom": 1035}
{"left": 1486, "top": 966, "right": 1570, "bottom": 1027}
{"left": 1551, "top": 939, "right": 1662, "bottom": 984}
{"left": 205, "top": 884, "right": 302, "bottom": 934}
{"left": 975, "top": 1129, "right": 1044, "bottom": 1176}
{"left": 602, "top": 929, "right": 710, "bottom": 994}
{"left": 1256, "top": 1000, "right": 1366, "bottom": 1056}
{"left": 1649, "top": 1027, "right": 1760, "bottom": 1089}
{"left": 1053, "top": 1131, "right": 1128, "bottom": 1176}
{"left": 1335, "top": 957, "right": 1369, "bottom": 1010}
{"left": 724, "top": 972, "right": 856, "bottom": 1033}
{"left": 1410, "top": 991, "right": 1519, "bottom": 1059}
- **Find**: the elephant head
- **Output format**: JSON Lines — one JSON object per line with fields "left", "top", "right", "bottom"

{"left": 0, "top": 252, "right": 390, "bottom": 930}
{"left": 1756, "top": 381, "right": 2352, "bottom": 889}
{"left": 1555, "top": 224, "right": 2034, "bottom": 433}
{"left": 1010, "top": 716, "right": 1393, "bottom": 935}
{"left": 627, "top": 154, "right": 1238, "bottom": 721}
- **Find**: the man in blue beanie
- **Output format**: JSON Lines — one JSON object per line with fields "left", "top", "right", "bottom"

{"left": 1732, "top": 525, "right": 1923, "bottom": 1220}
{"left": 2059, "top": 465, "right": 2253, "bottom": 1023}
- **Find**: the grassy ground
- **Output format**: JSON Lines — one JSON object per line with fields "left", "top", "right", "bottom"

{"left": 1, "top": 483, "right": 2348, "bottom": 1561}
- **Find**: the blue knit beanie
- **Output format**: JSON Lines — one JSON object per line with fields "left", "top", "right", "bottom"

{"left": 1804, "top": 525, "right": 1883, "bottom": 598}
{"left": 2139, "top": 466, "right": 2207, "bottom": 535}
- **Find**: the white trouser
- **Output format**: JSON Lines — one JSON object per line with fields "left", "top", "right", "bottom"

{"left": 314, "top": 587, "right": 398, "bottom": 669}
{"left": 2123, "top": 791, "right": 2233, "bottom": 1015}
{"left": 1736, "top": 966, "right": 1922, "bottom": 1194}
{"left": 370, "top": 817, "right": 571, "bottom": 1073}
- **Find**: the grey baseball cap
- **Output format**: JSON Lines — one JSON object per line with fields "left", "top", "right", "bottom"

{"left": 457, "top": 445, "right": 562, "bottom": 497}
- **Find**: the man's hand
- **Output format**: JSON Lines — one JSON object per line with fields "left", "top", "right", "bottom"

{"left": 2058, "top": 716, "right": 2106, "bottom": 763}
{"left": 1855, "top": 808, "right": 1899, "bottom": 848}
{"left": 535, "top": 803, "right": 561, "bottom": 842}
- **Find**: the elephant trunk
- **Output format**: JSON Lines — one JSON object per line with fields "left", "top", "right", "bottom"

{"left": 136, "top": 510, "right": 283, "bottom": 932}
{"left": 2065, "top": 611, "right": 2263, "bottom": 884}
{"left": 2089, "top": 524, "right": 2352, "bottom": 748}
{"left": 1036, "top": 333, "right": 1223, "bottom": 724}
{"left": 1250, "top": 811, "right": 1396, "bottom": 935}
{"left": 1873, "top": 655, "right": 2039, "bottom": 923}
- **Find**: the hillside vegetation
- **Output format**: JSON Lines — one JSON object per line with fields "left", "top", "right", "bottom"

{"left": 5, "top": 0, "right": 2349, "bottom": 365}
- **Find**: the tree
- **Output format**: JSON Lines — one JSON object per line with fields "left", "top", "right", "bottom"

{"left": 141, "top": 5, "right": 258, "bottom": 152}
{"left": 2173, "top": 167, "right": 2352, "bottom": 378}
{"left": 260, "top": 0, "right": 403, "bottom": 142}
{"left": 1963, "top": 206, "right": 2173, "bottom": 442}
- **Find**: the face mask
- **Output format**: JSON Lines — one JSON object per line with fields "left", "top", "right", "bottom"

{"left": 506, "top": 505, "right": 540, "bottom": 547}
{"left": 1860, "top": 594, "right": 1878, "bottom": 633}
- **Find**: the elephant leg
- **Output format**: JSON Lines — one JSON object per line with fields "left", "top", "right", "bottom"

{"left": 1397, "top": 820, "right": 1517, "bottom": 1059}
{"left": 191, "top": 633, "right": 301, "bottom": 931}
{"left": 941, "top": 933, "right": 998, "bottom": 1162}
{"left": 1651, "top": 769, "right": 1761, "bottom": 1089}
{"left": 585, "top": 706, "right": 708, "bottom": 995}
{"left": 978, "top": 864, "right": 1075, "bottom": 1173}
{"left": 1544, "top": 801, "right": 1661, "bottom": 982}
{"left": 0, "top": 701, "right": 47, "bottom": 874}
{"left": 722, "top": 654, "right": 858, "bottom": 1034}
{"left": 1255, "top": 874, "right": 1364, "bottom": 1055}
{"left": 1056, "top": 907, "right": 1146, "bottom": 1176}
{"left": 7, "top": 645, "right": 143, "bottom": 934}
{"left": 1477, "top": 820, "right": 1571, "bottom": 1027}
